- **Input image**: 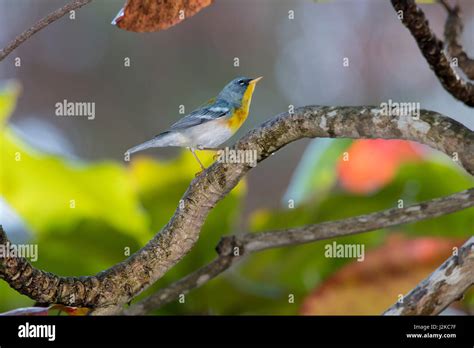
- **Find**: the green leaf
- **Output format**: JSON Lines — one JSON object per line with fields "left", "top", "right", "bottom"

{"left": 1, "top": 128, "right": 151, "bottom": 244}
{"left": 284, "top": 138, "right": 352, "bottom": 206}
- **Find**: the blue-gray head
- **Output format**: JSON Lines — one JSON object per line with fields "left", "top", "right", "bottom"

{"left": 217, "top": 76, "right": 263, "bottom": 106}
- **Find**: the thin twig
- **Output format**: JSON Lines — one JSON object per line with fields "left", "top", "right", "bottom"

{"left": 438, "top": 0, "right": 454, "bottom": 13}
{"left": 0, "top": 0, "right": 93, "bottom": 62}
{"left": 391, "top": 0, "right": 474, "bottom": 106}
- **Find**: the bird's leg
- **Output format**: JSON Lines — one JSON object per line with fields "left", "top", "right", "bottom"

{"left": 189, "top": 147, "right": 206, "bottom": 173}
{"left": 197, "top": 146, "right": 224, "bottom": 151}
{"left": 196, "top": 146, "right": 224, "bottom": 160}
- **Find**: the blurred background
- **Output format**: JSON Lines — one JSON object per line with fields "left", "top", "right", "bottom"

{"left": 0, "top": 0, "right": 473, "bottom": 315}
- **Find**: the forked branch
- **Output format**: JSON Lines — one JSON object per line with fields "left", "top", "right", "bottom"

{"left": 440, "top": 0, "right": 474, "bottom": 79}
{"left": 391, "top": 0, "right": 474, "bottom": 106}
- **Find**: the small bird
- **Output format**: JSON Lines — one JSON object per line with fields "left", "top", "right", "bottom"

{"left": 125, "top": 76, "right": 262, "bottom": 170}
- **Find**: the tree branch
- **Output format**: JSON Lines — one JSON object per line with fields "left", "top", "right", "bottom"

{"left": 124, "top": 188, "right": 474, "bottom": 315}
{"left": 440, "top": 0, "right": 474, "bottom": 79}
{"left": 391, "top": 0, "right": 474, "bottom": 106}
{"left": 1, "top": 106, "right": 473, "bottom": 313}
{"left": 0, "top": 0, "right": 93, "bottom": 62}
{"left": 384, "top": 237, "right": 474, "bottom": 315}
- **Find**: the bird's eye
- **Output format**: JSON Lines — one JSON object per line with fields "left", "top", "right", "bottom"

{"left": 238, "top": 79, "right": 245, "bottom": 85}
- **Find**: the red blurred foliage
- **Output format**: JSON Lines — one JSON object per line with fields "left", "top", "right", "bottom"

{"left": 336, "top": 139, "right": 425, "bottom": 194}
{"left": 300, "top": 235, "right": 464, "bottom": 315}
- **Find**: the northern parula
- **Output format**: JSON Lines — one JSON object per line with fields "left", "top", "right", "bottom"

{"left": 125, "top": 76, "right": 262, "bottom": 170}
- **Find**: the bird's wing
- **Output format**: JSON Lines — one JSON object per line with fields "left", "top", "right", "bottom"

{"left": 169, "top": 99, "right": 232, "bottom": 130}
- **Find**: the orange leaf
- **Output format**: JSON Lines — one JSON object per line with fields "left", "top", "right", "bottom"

{"left": 113, "top": 0, "right": 213, "bottom": 32}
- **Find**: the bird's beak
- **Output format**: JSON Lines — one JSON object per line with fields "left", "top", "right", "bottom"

{"left": 249, "top": 76, "right": 263, "bottom": 84}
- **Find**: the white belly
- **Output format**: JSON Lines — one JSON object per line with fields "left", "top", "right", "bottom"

{"left": 180, "top": 120, "right": 233, "bottom": 148}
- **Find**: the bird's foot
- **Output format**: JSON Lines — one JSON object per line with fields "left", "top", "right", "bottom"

{"left": 195, "top": 146, "right": 223, "bottom": 160}
{"left": 198, "top": 146, "right": 224, "bottom": 151}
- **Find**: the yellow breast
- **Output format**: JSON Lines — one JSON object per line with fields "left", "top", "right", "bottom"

{"left": 226, "top": 83, "right": 257, "bottom": 132}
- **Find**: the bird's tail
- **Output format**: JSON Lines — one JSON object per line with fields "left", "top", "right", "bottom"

{"left": 125, "top": 131, "right": 173, "bottom": 155}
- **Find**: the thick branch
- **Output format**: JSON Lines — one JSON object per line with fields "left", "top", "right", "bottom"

{"left": 391, "top": 0, "right": 474, "bottom": 106}
{"left": 0, "top": 0, "right": 92, "bottom": 62}
{"left": 1, "top": 106, "right": 473, "bottom": 312}
{"left": 384, "top": 237, "right": 474, "bottom": 315}
{"left": 124, "top": 237, "right": 241, "bottom": 315}
{"left": 440, "top": 1, "right": 474, "bottom": 79}
{"left": 125, "top": 188, "right": 474, "bottom": 315}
